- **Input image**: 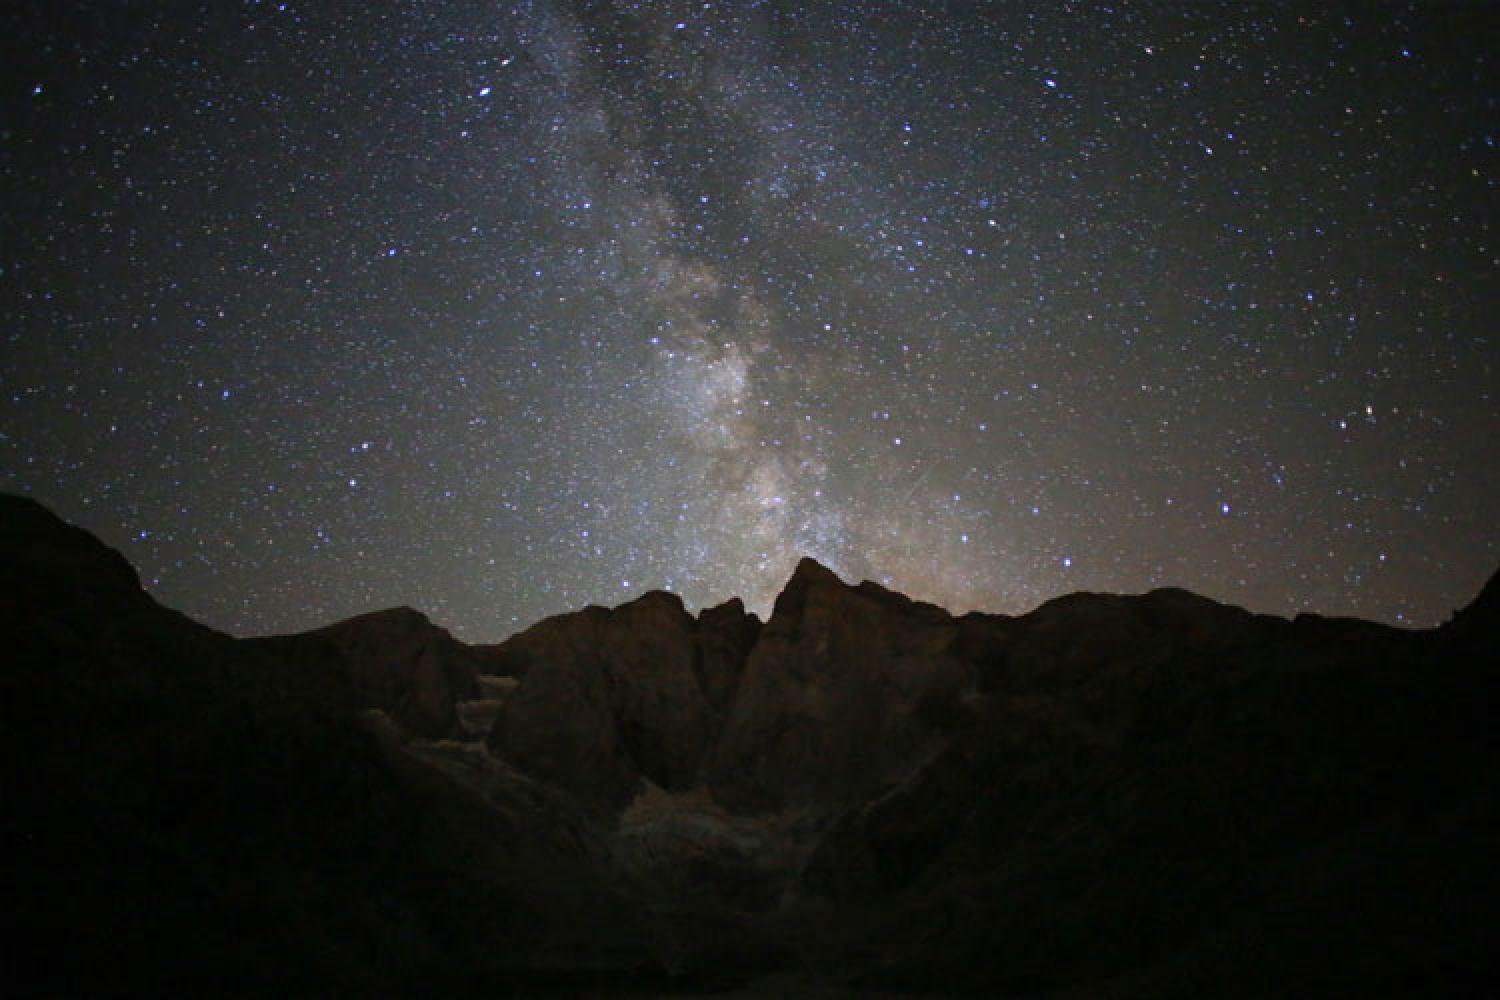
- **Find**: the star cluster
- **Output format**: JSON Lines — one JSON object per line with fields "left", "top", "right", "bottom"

{"left": 3, "top": 2, "right": 1495, "bottom": 638}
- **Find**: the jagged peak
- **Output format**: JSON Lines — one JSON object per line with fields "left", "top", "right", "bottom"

{"left": 699, "top": 595, "right": 761, "bottom": 628}
{"left": 790, "top": 555, "right": 844, "bottom": 585}
{"left": 704, "top": 595, "right": 744, "bottom": 615}
{"left": 765, "top": 556, "right": 850, "bottom": 623}
{"left": 623, "top": 588, "right": 688, "bottom": 612}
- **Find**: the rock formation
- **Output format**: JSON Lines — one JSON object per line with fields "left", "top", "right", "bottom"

{"left": 292, "top": 606, "right": 486, "bottom": 738}
{"left": 694, "top": 596, "right": 760, "bottom": 715}
{"left": 705, "top": 557, "right": 973, "bottom": 813}
{"left": 484, "top": 590, "right": 729, "bottom": 811}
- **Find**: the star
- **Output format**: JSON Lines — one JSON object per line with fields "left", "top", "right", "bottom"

{"left": 0, "top": 2, "right": 1493, "bottom": 637}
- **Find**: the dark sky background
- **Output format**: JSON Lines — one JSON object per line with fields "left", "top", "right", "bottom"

{"left": 2, "top": 1, "right": 1495, "bottom": 641}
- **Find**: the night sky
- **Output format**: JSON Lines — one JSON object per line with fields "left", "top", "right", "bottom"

{"left": 3, "top": 2, "right": 1495, "bottom": 641}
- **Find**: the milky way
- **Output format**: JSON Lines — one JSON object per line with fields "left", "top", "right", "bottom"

{"left": 3, "top": 3, "right": 1496, "bottom": 639}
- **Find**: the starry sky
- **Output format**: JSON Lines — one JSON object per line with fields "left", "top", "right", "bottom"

{"left": 3, "top": 2, "right": 1496, "bottom": 640}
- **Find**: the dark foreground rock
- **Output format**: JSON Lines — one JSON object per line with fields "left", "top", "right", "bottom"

{"left": 3, "top": 492, "right": 1496, "bottom": 996}
{"left": 797, "top": 586, "right": 1499, "bottom": 995}
{"left": 0, "top": 495, "right": 671, "bottom": 995}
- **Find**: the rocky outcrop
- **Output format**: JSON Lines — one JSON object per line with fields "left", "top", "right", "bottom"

{"left": 695, "top": 597, "right": 760, "bottom": 715}
{"left": 485, "top": 591, "right": 722, "bottom": 811}
{"left": 704, "top": 558, "right": 974, "bottom": 813}
{"left": 292, "top": 606, "right": 486, "bottom": 738}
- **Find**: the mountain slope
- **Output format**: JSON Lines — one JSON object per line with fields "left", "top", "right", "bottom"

{"left": 0, "top": 495, "right": 666, "bottom": 995}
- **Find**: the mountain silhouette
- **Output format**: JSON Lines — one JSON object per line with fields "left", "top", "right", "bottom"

{"left": 3, "top": 493, "right": 1496, "bottom": 995}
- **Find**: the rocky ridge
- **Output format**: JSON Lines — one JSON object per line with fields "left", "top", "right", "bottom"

{"left": 3, "top": 492, "right": 1496, "bottom": 996}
